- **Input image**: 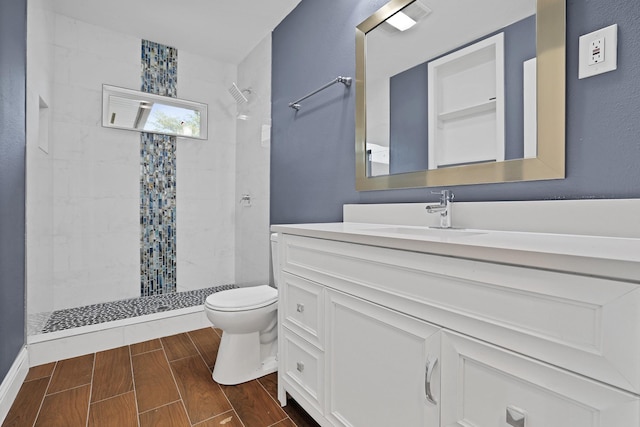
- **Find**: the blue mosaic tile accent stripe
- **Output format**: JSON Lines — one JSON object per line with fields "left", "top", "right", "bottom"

{"left": 41, "top": 285, "right": 239, "bottom": 333}
{"left": 140, "top": 132, "right": 177, "bottom": 296}
{"left": 141, "top": 40, "right": 177, "bottom": 96}
{"left": 140, "top": 40, "right": 178, "bottom": 297}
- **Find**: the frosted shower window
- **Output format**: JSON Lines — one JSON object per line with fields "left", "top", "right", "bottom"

{"left": 102, "top": 85, "right": 208, "bottom": 140}
{"left": 146, "top": 104, "right": 200, "bottom": 137}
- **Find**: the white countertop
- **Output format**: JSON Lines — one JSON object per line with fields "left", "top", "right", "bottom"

{"left": 271, "top": 222, "right": 640, "bottom": 283}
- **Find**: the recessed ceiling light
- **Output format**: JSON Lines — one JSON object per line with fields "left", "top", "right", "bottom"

{"left": 386, "top": 11, "right": 416, "bottom": 31}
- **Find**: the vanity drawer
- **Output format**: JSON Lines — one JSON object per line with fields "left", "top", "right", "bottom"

{"left": 441, "top": 331, "right": 640, "bottom": 427}
{"left": 282, "top": 234, "right": 640, "bottom": 394}
{"left": 281, "top": 327, "right": 324, "bottom": 414}
{"left": 281, "top": 272, "right": 324, "bottom": 347}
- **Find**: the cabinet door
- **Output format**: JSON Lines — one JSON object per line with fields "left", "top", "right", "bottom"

{"left": 441, "top": 331, "right": 640, "bottom": 427}
{"left": 325, "top": 289, "right": 440, "bottom": 427}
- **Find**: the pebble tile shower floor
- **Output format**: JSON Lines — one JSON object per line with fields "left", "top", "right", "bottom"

{"left": 40, "top": 285, "right": 238, "bottom": 334}
{"left": 4, "top": 327, "right": 320, "bottom": 427}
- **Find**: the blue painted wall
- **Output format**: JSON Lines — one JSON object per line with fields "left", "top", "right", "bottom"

{"left": 0, "top": 0, "right": 26, "bottom": 382}
{"left": 271, "top": 0, "right": 640, "bottom": 225}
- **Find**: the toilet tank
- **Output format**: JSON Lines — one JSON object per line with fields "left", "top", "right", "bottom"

{"left": 270, "top": 233, "right": 279, "bottom": 288}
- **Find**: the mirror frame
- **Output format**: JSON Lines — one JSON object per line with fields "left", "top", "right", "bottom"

{"left": 102, "top": 84, "right": 208, "bottom": 140}
{"left": 355, "top": 0, "right": 565, "bottom": 190}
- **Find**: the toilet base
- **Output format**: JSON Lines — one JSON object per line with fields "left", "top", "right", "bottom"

{"left": 212, "top": 331, "right": 277, "bottom": 385}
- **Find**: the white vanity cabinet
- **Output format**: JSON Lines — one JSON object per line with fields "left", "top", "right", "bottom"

{"left": 325, "top": 289, "right": 440, "bottom": 426}
{"left": 275, "top": 231, "right": 640, "bottom": 427}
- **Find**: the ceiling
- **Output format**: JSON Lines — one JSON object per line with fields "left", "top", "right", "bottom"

{"left": 48, "top": 0, "right": 301, "bottom": 64}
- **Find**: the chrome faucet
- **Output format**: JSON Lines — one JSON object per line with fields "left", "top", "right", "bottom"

{"left": 426, "top": 190, "right": 454, "bottom": 228}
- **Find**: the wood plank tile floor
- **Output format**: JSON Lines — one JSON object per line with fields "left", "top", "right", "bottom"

{"left": 3, "top": 327, "right": 320, "bottom": 427}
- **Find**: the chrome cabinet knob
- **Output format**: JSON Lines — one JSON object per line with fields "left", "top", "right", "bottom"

{"left": 296, "top": 303, "right": 304, "bottom": 313}
{"left": 506, "top": 406, "right": 526, "bottom": 427}
{"left": 296, "top": 361, "right": 305, "bottom": 373}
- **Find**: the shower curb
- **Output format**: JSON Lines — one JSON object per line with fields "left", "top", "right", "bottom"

{"left": 27, "top": 304, "right": 211, "bottom": 366}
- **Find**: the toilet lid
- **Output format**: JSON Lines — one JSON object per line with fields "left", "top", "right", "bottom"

{"left": 205, "top": 285, "right": 278, "bottom": 312}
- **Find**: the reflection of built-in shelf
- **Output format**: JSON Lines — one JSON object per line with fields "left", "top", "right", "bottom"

{"left": 428, "top": 32, "right": 505, "bottom": 169}
{"left": 438, "top": 99, "right": 497, "bottom": 123}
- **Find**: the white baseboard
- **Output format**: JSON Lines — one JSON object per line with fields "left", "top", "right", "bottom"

{"left": 0, "top": 347, "right": 29, "bottom": 425}
{"left": 28, "top": 305, "right": 211, "bottom": 366}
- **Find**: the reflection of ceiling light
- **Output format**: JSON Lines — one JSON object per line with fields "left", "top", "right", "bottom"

{"left": 405, "top": 0, "right": 432, "bottom": 22}
{"left": 386, "top": 12, "right": 416, "bottom": 31}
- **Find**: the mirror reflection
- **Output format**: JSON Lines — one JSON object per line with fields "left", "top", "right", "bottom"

{"left": 102, "top": 85, "right": 208, "bottom": 139}
{"left": 365, "top": 0, "right": 536, "bottom": 177}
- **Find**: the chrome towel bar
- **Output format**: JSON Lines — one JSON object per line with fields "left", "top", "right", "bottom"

{"left": 289, "top": 76, "right": 352, "bottom": 110}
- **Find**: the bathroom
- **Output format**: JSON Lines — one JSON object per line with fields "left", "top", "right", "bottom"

{"left": 2, "top": 0, "right": 640, "bottom": 425}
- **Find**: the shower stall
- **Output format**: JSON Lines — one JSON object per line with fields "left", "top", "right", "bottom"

{"left": 25, "top": 0, "right": 273, "bottom": 354}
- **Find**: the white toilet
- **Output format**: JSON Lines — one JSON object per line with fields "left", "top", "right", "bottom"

{"left": 204, "top": 233, "right": 280, "bottom": 385}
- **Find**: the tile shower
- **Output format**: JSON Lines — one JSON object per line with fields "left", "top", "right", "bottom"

{"left": 26, "top": 0, "right": 273, "bottom": 343}
{"left": 26, "top": 5, "right": 248, "bottom": 337}
{"left": 26, "top": 39, "right": 237, "bottom": 335}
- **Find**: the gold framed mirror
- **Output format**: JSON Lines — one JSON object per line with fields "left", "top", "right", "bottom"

{"left": 355, "top": 0, "right": 565, "bottom": 190}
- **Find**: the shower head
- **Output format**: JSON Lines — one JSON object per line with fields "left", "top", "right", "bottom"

{"left": 229, "top": 83, "right": 251, "bottom": 105}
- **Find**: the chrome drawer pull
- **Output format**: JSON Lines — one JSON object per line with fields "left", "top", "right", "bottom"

{"left": 506, "top": 406, "right": 526, "bottom": 427}
{"left": 296, "top": 361, "right": 305, "bottom": 373}
{"left": 424, "top": 357, "right": 438, "bottom": 404}
{"left": 296, "top": 303, "right": 305, "bottom": 313}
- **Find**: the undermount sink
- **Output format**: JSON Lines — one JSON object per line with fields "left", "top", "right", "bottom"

{"left": 367, "top": 226, "right": 486, "bottom": 238}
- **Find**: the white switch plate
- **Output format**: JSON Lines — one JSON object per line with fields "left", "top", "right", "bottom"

{"left": 579, "top": 24, "right": 618, "bottom": 79}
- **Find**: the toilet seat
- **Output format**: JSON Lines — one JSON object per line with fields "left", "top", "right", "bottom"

{"left": 205, "top": 285, "right": 277, "bottom": 312}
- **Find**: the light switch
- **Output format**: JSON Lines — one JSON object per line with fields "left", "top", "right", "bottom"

{"left": 579, "top": 24, "right": 618, "bottom": 79}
